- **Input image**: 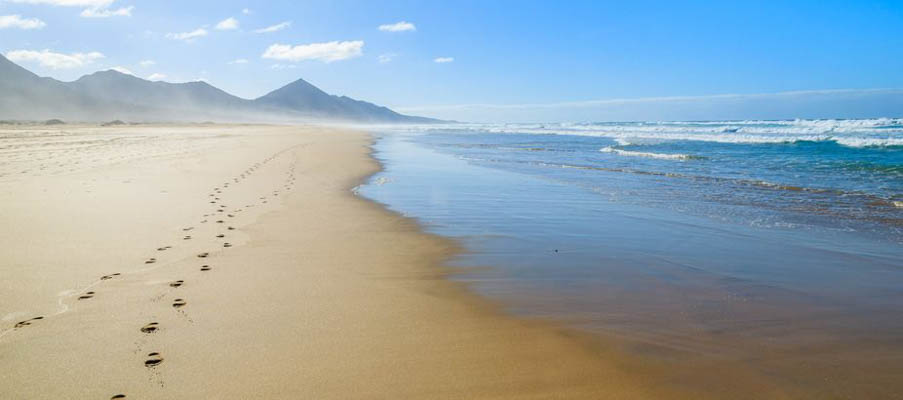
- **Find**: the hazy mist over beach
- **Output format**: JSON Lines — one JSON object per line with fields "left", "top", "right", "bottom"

{"left": 1, "top": 1, "right": 901, "bottom": 399}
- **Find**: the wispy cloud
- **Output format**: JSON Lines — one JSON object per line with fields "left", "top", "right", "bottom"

{"left": 396, "top": 88, "right": 903, "bottom": 123}
{"left": 253, "top": 21, "right": 290, "bottom": 33}
{"left": 9, "top": 0, "right": 133, "bottom": 18}
{"left": 378, "top": 21, "right": 416, "bottom": 32}
{"left": 262, "top": 41, "right": 364, "bottom": 63}
{"left": 0, "top": 14, "right": 46, "bottom": 29}
{"left": 6, "top": 49, "right": 104, "bottom": 69}
{"left": 80, "top": 6, "right": 131, "bottom": 18}
{"left": 228, "top": 58, "right": 248, "bottom": 64}
{"left": 7, "top": 0, "right": 113, "bottom": 6}
{"left": 377, "top": 53, "right": 396, "bottom": 64}
{"left": 138, "top": 59, "right": 155, "bottom": 67}
{"left": 166, "top": 28, "right": 208, "bottom": 42}
{"left": 407, "top": 89, "right": 903, "bottom": 111}
{"left": 269, "top": 63, "right": 296, "bottom": 70}
{"left": 434, "top": 57, "right": 454, "bottom": 63}
{"left": 241, "top": 8, "right": 251, "bottom": 15}
{"left": 147, "top": 72, "right": 166, "bottom": 81}
{"left": 215, "top": 17, "right": 238, "bottom": 30}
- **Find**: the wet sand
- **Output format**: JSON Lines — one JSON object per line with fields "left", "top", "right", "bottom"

{"left": 0, "top": 124, "right": 685, "bottom": 399}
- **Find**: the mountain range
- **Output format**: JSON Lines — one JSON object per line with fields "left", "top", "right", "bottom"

{"left": 0, "top": 54, "right": 437, "bottom": 123}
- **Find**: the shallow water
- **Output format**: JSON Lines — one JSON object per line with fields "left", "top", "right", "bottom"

{"left": 358, "top": 120, "right": 903, "bottom": 397}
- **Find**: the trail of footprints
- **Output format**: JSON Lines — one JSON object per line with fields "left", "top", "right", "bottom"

{"left": 6, "top": 147, "right": 301, "bottom": 399}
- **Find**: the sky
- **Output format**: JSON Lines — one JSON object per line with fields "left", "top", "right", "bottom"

{"left": 1, "top": 0, "right": 902, "bottom": 122}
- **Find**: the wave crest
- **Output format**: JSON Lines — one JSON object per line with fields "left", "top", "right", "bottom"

{"left": 599, "top": 146, "right": 699, "bottom": 160}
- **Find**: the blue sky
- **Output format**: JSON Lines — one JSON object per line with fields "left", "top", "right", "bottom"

{"left": 2, "top": 0, "right": 902, "bottom": 121}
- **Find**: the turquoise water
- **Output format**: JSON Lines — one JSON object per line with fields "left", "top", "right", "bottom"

{"left": 357, "top": 119, "right": 903, "bottom": 392}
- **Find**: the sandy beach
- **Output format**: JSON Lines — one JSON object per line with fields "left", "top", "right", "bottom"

{"left": 0, "top": 124, "right": 684, "bottom": 399}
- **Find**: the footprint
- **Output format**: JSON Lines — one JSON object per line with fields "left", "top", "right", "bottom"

{"left": 172, "top": 299, "right": 186, "bottom": 308}
{"left": 227, "top": 227, "right": 235, "bottom": 230}
{"left": 140, "top": 322, "right": 159, "bottom": 333}
{"left": 78, "top": 291, "right": 95, "bottom": 300}
{"left": 216, "top": 234, "right": 225, "bottom": 238}
{"left": 111, "top": 395, "right": 126, "bottom": 399}
{"left": 183, "top": 235, "right": 192, "bottom": 240}
{"left": 197, "top": 252, "right": 209, "bottom": 258}
{"left": 14, "top": 316, "right": 44, "bottom": 328}
{"left": 100, "top": 273, "right": 121, "bottom": 280}
{"left": 200, "top": 265, "right": 211, "bottom": 271}
{"left": 183, "top": 227, "right": 194, "bottom": 231}
{"left": 223, "top": 243, "right": 232, "bottom": 248}
{"left": 169, "top": 280, "right": 184, "bottom": 288}
{"left": 145, "top": 258, "right": 157, "bottom": 264}
{"left": 144, "top": 352, "right": 164, "bottom": 367}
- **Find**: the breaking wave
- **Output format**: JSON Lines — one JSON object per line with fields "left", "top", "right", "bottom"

{"left": 599, "top": 146, "right": 700, "bottom": 160}
{"left": 403, "top": 118, "right": 903, "bottom": 148}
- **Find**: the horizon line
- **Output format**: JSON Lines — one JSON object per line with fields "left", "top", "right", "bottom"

{"left": 394, "top": 88, "right": 903, "bottom": 113}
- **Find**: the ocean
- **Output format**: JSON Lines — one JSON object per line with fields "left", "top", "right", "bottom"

{"left": 357, "top": 118, "right": 903, "bottom": 395}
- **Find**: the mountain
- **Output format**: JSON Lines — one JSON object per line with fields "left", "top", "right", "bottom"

{"left": 0, "top": 54, "right": 438, "bottom": 123}
{"left": 0, "top": 54, "right": 115, "bottom": 120}
{"left": 69, "top": 70, "right": 251, "bottom": 112}
{"left": 254, "top": 78, "right": 436, "bottom": 123}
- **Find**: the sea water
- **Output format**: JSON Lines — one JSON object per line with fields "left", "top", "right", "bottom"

{"left": 357, "top": 119, "right": 903, "bottom": 394}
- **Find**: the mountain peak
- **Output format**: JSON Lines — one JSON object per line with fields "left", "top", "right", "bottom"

{"left": 0, "top": 53, "right": 39, "bottom": 81}
{"left": 77, "top": 69, "right": 142, "bottom": 82}
{"left": 262, "top": 77, "right": 329, "bottom": 98}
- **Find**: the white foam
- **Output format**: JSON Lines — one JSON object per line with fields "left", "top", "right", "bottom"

{"left": 399, "top": 119, "right": 903, "bottom": 148}
{"left": 373, "top": 176, "right": 392, "bottom": 186}
{"left": 600, "top": 146, "right": 696, "bottom": 160}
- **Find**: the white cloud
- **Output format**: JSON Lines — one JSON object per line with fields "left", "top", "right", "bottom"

{"left": 9, "top": 0, "right": 132, "bottom": 18}
{"left": 377, "top": 53, "right": 395, "bottom": 64}
{"left": 80, "top": 6, "right": 132, "bottom": 18}
{"left": 109, "top": 65, "right": 133, "bottom": 75}
{"left": 378, "top": 21, "right": 416, "bottom": 32}
{"left": 434, "top": 57, "right": 454, "bottom": 63}
{"left": 228, "top": 58, "right": 248, "bottom": 64}
{"left": 253, "top": 21, "right": 290, "bottom": 33}
{"left": 215, "top": 17, "right": 238, "bottom": 30}
{"left": 262, "top": 41, "right": 363, "bottom": 63}
{"left": 241, "top": 8, "right": 251, "bottom": 15}
{"left": 138, "top": 59, "right": 155, "bottom": 67}
{"left": 6, "top": 49, "right": 104, "bottom": 69}
{"left": 147, "top": 72, "right": 166, "bottom": 81}
{"left": 0, "top": 14, "right": 46, "bottom": 29}
{"left": 166, "top": 28, "right": 208, "bottom": 42}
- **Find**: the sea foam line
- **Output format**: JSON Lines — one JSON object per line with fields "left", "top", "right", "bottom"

{"left": 599, "top": 146, "right": 698, "bottom": 160}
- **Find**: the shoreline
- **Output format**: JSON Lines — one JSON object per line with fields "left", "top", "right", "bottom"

{"left": 358, "top": 128, "right": 903, "bottom": 399}
{"left": 1, "top": 124, "right": 674, "bottom": 399}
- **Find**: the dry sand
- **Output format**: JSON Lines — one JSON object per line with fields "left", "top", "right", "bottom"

{"left": 0, "top": 124, "right": 686, "bottom": 399}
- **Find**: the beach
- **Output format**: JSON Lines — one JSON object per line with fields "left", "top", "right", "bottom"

{"left": 1, "top": 124, "right": 671, "bottom": 399}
